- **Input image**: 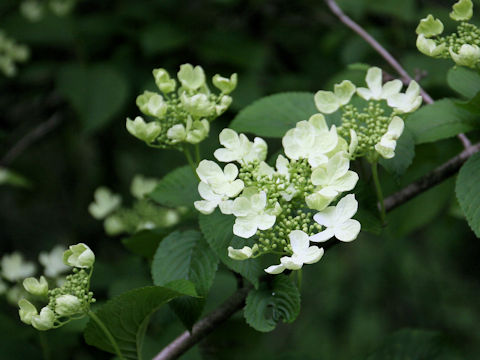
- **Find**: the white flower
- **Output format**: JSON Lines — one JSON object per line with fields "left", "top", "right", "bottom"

{"left": 18, "top": 299, "right": 37, "bottom": 325}
{"left": 449, "top": 44, "right": 480, "bottom": 68}
{"left": 214, "top": 129, "right": 267, "bottom": 164}
{"left": 314, "top": 80, "right": 356, "bottom": 114}
{"left": 1, "top": 252, "right": 36, "bottom": 282}
{"left": 103, "top": 215, "right": 126, "bottom": 236}
{"left": 63, "top": 243, "right": 95, "bottom": 268}
{"left": 23, "top": 276, "right": 48, "bottom": 296}
{"left": 167, "top": 118, "right": 210, "bottom": 144}
{"left": 136, "top": 91, "right": 168, "bottom": 118}
{"left": 356, "top": 67, "right": 403, "bottom": 101}
{"left": 282, "top": 114, "right": 338, "bottom": 168}
{"left": 31, "top": 307, "right": 55, "bottom": 331}
{"left": 130, "top": 175, "right": 158, "bottom": 199}
{"left": 177, "top": 63, "right": 206, "bottom": 91}
{"left": 228, "top": 246, "right": 254, "bottom": 260}
{"left": 39, "top": 245, "right": 69, "bottom": 278}
{"left": 374, "top": 116, "right": 405, "bottom": 159}
{"left": 194, "top": 181, "right": 227, "bottom": 215}
{"left": 306, "top": 152, "right": 359, "bottom": 211}
{"left": 264, "top": 230, "right": 324, "bottom": 274}
{"left": 196, "top": 160, "right": 244, "bottom": 197}
{"left": 213, "top": 73, "right": 238, "bottom": 94}
{"left": 310, "top": 194, "right": 361, "bottom": 242}
{"left": 416, "top": 34, "right": 446, "bottom": 58}
{"left": 88, "top": 187, "right": 121, "bottom": 220}
{"left": 126, "top": 116, "right": 162, "bottom": 143}
{"left": 180, "top": 93, "right": 215, "bottom": 117}
{"left": 348, "top": 129, "right": 358, "bottom": 157}
{"left": 215, "top": 95, "right": 233, "bottom": 115}
{"left": 386, "top": 81, "right": 422, "bottom": 113}
{"left": 153, "top": 68, "right": 176, "bottom": 93}
{"left": 55, "top": 294, "right": 83, "bottom": 316}
{"left": 232, "top": 190, "right": 277, "bottom": 238}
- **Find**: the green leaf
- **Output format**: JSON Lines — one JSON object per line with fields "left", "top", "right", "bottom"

{"left": 199, "top": 210, "right": 263, "bottom": 288}
{"left": 229, "top": 92, "right": 318, "bottom": 138}
{"left": 149, "top": 165, "right": 199, "bottom": 207}
{"left": 84, "top": 284, "right": 196, "bottom": 360}
{"left": 455, "top": 152, "right": 480, "bottom": 237}
{"left": 152, "top": 230, "right": 219, "bottom": 328}
{"left": 244, "top": 275, "right": 300, "bottom": 332}
{"left": 447, "top": 67, "right": 480, "bottom": 98}
{"left": 405, "top": 99, "right": 477, "bottom": 144}
{"left": 366, "top": 329, "right": 447, "bottom": 360}
{"left": 122, "top": 228, "right": 168, "bottom": 258}
{"left": 379, "top": 128, "right": 415, "bottom": 176}
{"left": 56, "top": 64, "right": 128, "bottom": 133}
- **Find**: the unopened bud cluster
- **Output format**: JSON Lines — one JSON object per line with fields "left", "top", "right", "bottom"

{"left": 416, "top": 0, "right": 480, "bottom": 68}
{"left": 315, "top": 66, "right": 421, "bottom": 161}
{"left": 0, "top": 31, "right": 29, "bottom": 77}
{"left": 17, "top": 243, "right": 95, "bottom": 331}
{"left": 88, "top": 175, "right": 183, "bottom": 236}
{"left": 126, "top": 63, "right": 237, "bottom": 149}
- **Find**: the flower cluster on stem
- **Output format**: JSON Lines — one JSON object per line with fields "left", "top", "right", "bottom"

{"left": 0, "top": 31, "right": 29, "bottom": 77}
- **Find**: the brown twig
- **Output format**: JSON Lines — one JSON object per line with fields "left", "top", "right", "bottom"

{"left": 384, "top": 142, "right": 480, "bottom": 212}
{"left": 323, "top": 0, "right": 472, "bottom": 150}
{"left": 1, "top": 113, "right": 62, "bottom": 167}
{"left": 153, "top": 287, "right": 250, "bottom": 360}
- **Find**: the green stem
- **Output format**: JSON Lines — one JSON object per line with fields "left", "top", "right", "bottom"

{"left": 296, "top": 269, "right": 303, "bottom": 289}
{"left": 183, "top": 148, "right": 197, "bottom": 176}
{"left": 371, "top": 161, "right": 386, "bottom": 224}
{"left": 38, "top": 332, "right": 51, "bottom": 360}
{"left": 88, "top": 311, "right": 125, "bottom": 360}
{"left": 194, "top": 143, "right": 201, "bottom": 165}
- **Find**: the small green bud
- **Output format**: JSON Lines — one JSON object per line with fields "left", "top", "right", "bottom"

{"left": 180, "top": 93, "right": 215, "bottom": 117}
{"left": 416, "top": 15, "right": 444, "bottom": 37}
{"left": 31, "top": 307, "right": 55, "bottom": 331}
{"left": 212, "top": 73, "right": 237, "bottom": 94}
{"left": 153, "top": 68, "right": 176, "bottom": 93}
{"left": 23, "top": 276, "right": 48, "bottom": 296}
{"left": 449, "top": 44, "right": 480, "bottom": 67}
{"left": 55, "top": 294, "right": 83, "bottom": 316}
{"left": 18, "top": 299, "right": 38, "bottom": 325}
{"left": 136, "top": 91, "right": 168, "bottom": 118}
{"left": 450, "top": 0, "right": 473, "bottom": 21}
{"left": 126, "top": 116, "right": 162, "bottom": 143}
{"left": 63, "top": 243, "right": 95, "bottom": 268}
{"left": 177, "top": 63, "right": 205, "bottom": 91}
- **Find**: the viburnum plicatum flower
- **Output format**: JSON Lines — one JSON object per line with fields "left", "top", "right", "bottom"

{"left": 356, "top": 67, "right": 402, "bottom": 101}
{"left": 196, "top": 160, "right": 244, "bottom": 197}
{"left": 314, "top": 80, "right": 356, "bottom": 114}
{"left": 386, "top": 81, "right": 422, "bottom": 114}
{"left": 214, "top": 128, "right": 267, "bottom": 164}
{"left": 374, "top": 116, "right": 404, "bottom": 159}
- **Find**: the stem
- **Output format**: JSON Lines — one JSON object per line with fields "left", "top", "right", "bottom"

{"left": 38, "top": 332, "right": 51, "bottom": 360}
{"left": 296, "top": 269, "right": 303, "bottom": 289}
{"left": 371, "top": 162, "right": 386, "bottom": 224}
{"left": 194, "top": 143, "right": 201, "bottom": 165}
{"left": 88, "top": 311, "right": 125, "bottom": 360}
{"left": 183, "top": 148, "right": 197, "bottom": 175}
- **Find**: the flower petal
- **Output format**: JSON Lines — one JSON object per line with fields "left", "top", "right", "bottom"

{"left": 289, "top": 230, "right": 310, "bottom": 253}
{"left": 310, "top": 228, "right": 335, "bottom": 242}
{"left": 334, "top": 219, "right": 361, "bottom": 242}
{"left": 334, "top": 194, "right": 358, "bottom": 223}
{"left": 264, "top": 264, "right": 286, "bottom": 274}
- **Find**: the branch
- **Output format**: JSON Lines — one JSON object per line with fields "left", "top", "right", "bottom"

{"left": 153, "top": 287, "right": 250, "bottom": 360}
{"left": 323, "top": 0, "right": 472, "bottom": 149}
{"left": 1, "top": 113, "right": 62, "bottom": 167}
{"left": 384, "top": 142, "right": 480, "bottom": 212}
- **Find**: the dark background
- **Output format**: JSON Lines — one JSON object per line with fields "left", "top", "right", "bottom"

{"left": 1, "top": 0, "right": 479, "bottom": 359}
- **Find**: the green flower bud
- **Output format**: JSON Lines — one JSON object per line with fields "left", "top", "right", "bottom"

{"left": 18, "top": 299, "right": 38, "bottom": 325}
{"left": 450, "top": 0, "right": 473, "bottom": 21}
{"left": 180, "top": 93, "right": 215, "bottom": 117}
{"left": 63, "top": 243, "right": 95, "bottom": 268}
{"left": 416, "top": 15, "right": 444, "bottom": 37}
{"left": 153, "top": 68, "right": 176, "bottom": 93}
{"left": 126, "top": 116, "right": 162, "bottom": 143}
{"left": 212, "top": 73, "right": 238, "bottom": 94}
{"left": 55, "top": 294, "right": 83, "bottom": 316}
{"left": 177, "top": 63, "right": 205, "bottom": 91}
{"left": 166, "top": 124, "right": 187, "bottom": 143}
{"left": 449, "top": 44, "right": 480, "bottom": 67}
{"left": 416, "top": 35, "right": 446, "bottom": 57}
{"left": 215, "top": 95, "right": 233, "bottom": 115}
{"left": 31, "top": 307, "right": 55, "bottom": 331}
{"left": 136, "top": 91, "right": 167, "bottom": 118}
{"left": 23, "top": 276, "right": 48, "bottom": 296}
{"left": 186, "top": 119, "right": 210, "bottom": 144}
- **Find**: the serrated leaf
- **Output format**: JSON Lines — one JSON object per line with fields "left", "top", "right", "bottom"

{"left": 455, "top": 152, "right": 480, "bottom": 237}
{"left": 57, "top": 64, "right": 128, "bottom": 133}
{"left": 366, "top": 329, "right": 446, "bottom": 360}
{"left": 152, "top": 230, "right": 219, "bottom": 328}
{"left": 244, "top": 275, "right": 300, "bottom": 332}
{"left": 405, "top": 99, "right": 477, "bottom": 144}
{"left": 199, "top": 210, "right": 262, "bottom": 288}
{"left": 84, "top": 284, "right": 196, "bottom": 360}
{"left": 121, "top": 228, "right": 168, "bottom": 258}
{"left": 229, "top": 92, "right": 318, "bottom": 137}
{"left": 447, "top": 67, "right": 480, "bottom": 98}
{"left": 379, "top": 128, "right": 415, "bottom": 177}
{"left": 149, "top": 165, "right": 199, "bottom": 208}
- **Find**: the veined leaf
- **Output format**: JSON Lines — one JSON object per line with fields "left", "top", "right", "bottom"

{"left": 379, "top": 128, "right": 415, "bottom": 177}
{"left": 447, "top": 66, "right": 480, "bottom": 99}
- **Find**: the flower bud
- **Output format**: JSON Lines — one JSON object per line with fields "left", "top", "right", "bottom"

{"left": 450, "top": 0, "right": 473, "bottom": 21}
{"left": 126, "top": 116, "right": 162, "bottom": 143}
{"left": 228, "top": 246, "right": 253, "bottom": 260}
{"left": 212, "top": 73, "right": 237, "bottom": 94}
{"left": 186, "top": 119, "right": 210, "bottom": 144}
{"left": 23, "top": 276, "right": 48, "bottom": 296}
{"left": 63, "top": 243, "right": 95, "bottom": 268}
{"left": 55, "top": 294, "right": 83, "bottom": 316}
{"left": 18, "top": 299, "right": 38, "bottom": 325}
{"left": 31, "top": 307, "right": 55, "bottom": 331}
{"left": 153, "top": 68, "right": 176, "bottom": 93}
{"left": 449, "top": 44, "right": 480, "bottom": 68}
{"left": 415, "top": 15, "right": 444, "bottom": 37}
{"left": 215, "top": 95, "right": 232, "bottom": 115}
{"left": 136, "top": 91, "right": 168, "bottom": 118}
{"left": 167, "top": 124, "right": 187, "bottom": 143}
{"left": 177, "top": 63, "right": 205, "bottom": 91}
{"left": 416, "top": 35, "right": 446, "bottom": 58}
{"left": 181, "top": 93, "right": 215, "bottom": 117}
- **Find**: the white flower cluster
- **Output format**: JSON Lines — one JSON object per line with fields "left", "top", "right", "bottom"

{"left": 415, "top": 0, "right": 480, "bottom": 69}
{"left": 195, "top": 122, "right": 361, "bottom": 274}
{"left": 0, "top": 31, "right": 29, "bottom": 77}
{"left": 20, "top": 0, "right": 76, "bottom": 21}
{"left": 315, "top": 66, "right": 421, "bottom": 160}
{"left": 126, "top": 64, "right": 237, "bottom": 148}
{"left": 88, "top": 175, "right": 182, "bottom": 236}
{"left": 18, "top": 243, "right": 96, "bottom": 331}
{"left": 0, "top": 246, "right": 69, "bottom": 305}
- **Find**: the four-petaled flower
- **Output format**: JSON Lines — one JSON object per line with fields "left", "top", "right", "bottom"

{"left": 214, "top": 129, "right": 267, "bottom": 164}
{"left": 356, "top": 67, "right": 402, "bottom": 101}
